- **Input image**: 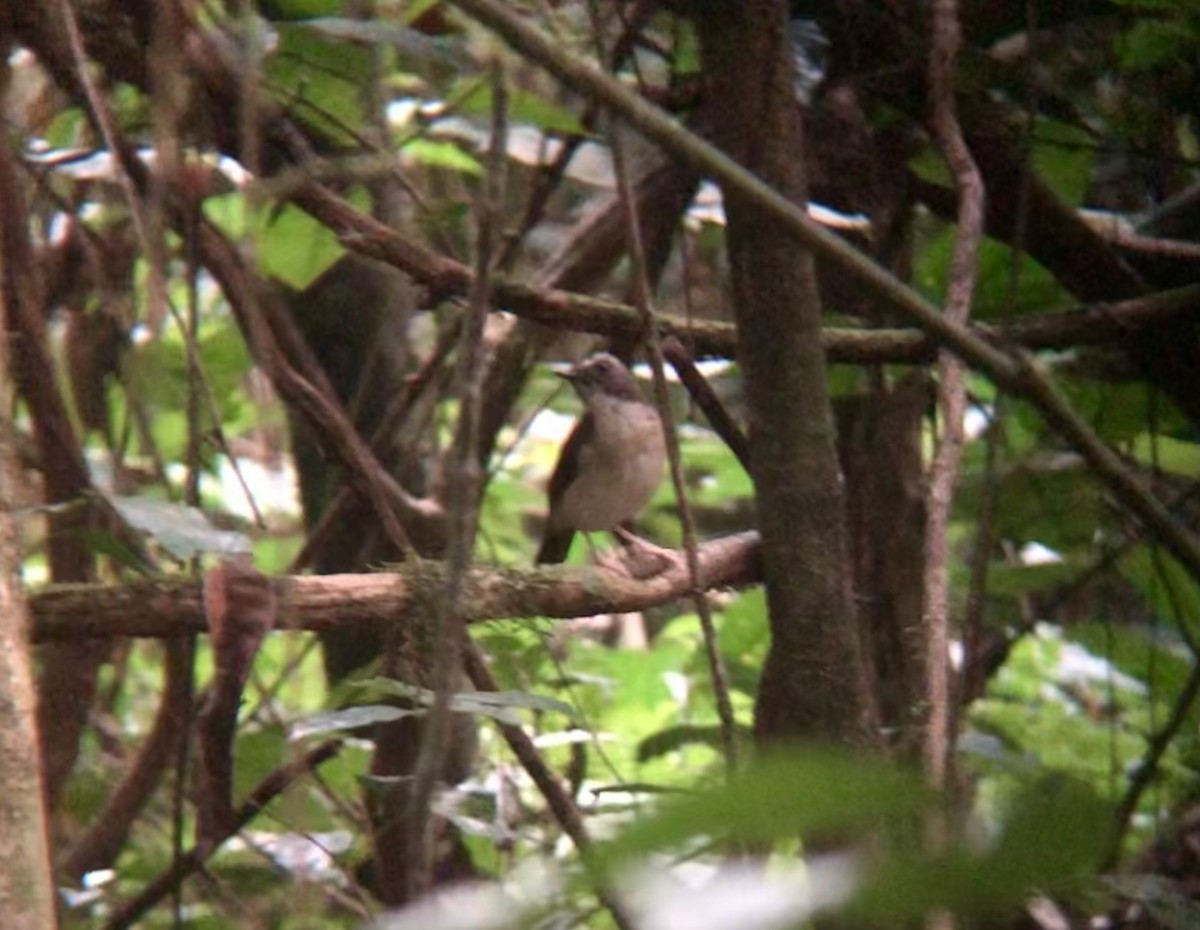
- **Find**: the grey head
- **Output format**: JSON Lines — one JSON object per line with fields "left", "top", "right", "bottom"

{"left": 559, "top": 352, "right": 644, "bottom": 403}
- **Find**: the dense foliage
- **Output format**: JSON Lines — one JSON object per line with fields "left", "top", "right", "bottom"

{"left": 4, "top": 1, "right": 1200, "bottom": 928}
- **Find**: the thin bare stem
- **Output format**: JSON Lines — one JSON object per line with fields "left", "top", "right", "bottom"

{"left": 443, "top": 0, "right": 1200, "bottom": 595}
{"left": 404, "top": 62, "right": 508, "bottom": 899}
{"left": 54, "top": 0, "right": 168, "bottom": 329}
{"left": 102, "top": 740, "right": 343, "bottom": 930}
{"left": 587, "top": 2, "right": 738, "bottom": 770}
{"left": 461, "top": 643, "right": 635, "bottom": 930}
{"left": 923, "top": 0, "right": 985, "bottom": 788}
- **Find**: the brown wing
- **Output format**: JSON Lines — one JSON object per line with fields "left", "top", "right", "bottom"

{"left": 536, "top": 412, "right": 594, "bottom": 564}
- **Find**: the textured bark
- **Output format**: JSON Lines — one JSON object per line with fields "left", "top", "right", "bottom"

{"left": 694, "top": 1, "right": 875, "bottom": 747}
{"left": 0, "top": 436, "right": 57, "bottom": 929}
{"left": 0, "top": 102, "right": 100, "bottom": 812}
{"left": 0, "top": 166, "right": 57, "bottom": 930}
{"left": 27, "top": 531, "right": 763, "bottom": 642}
{"left": 836, "top": 382, "right": 929, "bottom": 758}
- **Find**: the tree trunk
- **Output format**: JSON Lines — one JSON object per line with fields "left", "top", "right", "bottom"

{"left": 694, "top": 0, "right": 876, "bottom": 747}
{"left": 0, "top": 192, "right": 58, "bottom": 930}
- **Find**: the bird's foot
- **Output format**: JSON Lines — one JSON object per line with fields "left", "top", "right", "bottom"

{"left": 608, "top": 528, "right": 682, "bottom": 579}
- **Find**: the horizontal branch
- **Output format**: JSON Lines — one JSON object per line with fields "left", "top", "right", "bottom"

{"left": 27, "top": 533, "right": 761, "bottom": 643}
{"left": 302, "top": 182, "right": 1200, "bottom": 365}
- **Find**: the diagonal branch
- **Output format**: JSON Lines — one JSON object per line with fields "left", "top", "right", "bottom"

{"left": 444, "top": 0, "right": 1200, "bottom": 594}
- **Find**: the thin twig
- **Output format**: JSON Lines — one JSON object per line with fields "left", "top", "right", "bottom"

{"left": 923, "top": 0, "right": 984, "bottom": 787}
{"left": 626, "top": 174, "right": 738, "bottom": 760}
{"left": 53, "top": 0, "right": 168, "bottom": 329}
{"left": 288, "top": 318, "right": 458, "bottom": 572}
{"left": 661, "top": 337, "right": 749, "bottom": 470}
{"left": 586, "top": 0, "right": 738, "bottom": 772}
{"left": 957, "top": 398, "right": 1005, "bottom": 714}
{"left": 1105, "top": 659, "right": 1200, "bottom": 870}
{"left": 444, "top": 0, "right": 1200, "bottom": 595}
{"left": 405, "top": 62, "right": 508, "bottom": 899}
{"left": 102, "top": 740, "right": 343, "bottom": 930}
{"left": 461, "top": 643, "right": 635, "bottom": 930}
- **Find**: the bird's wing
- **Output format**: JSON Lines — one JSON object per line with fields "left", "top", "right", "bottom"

{"left": 536, "top": 412, "right": 594, "bottom": 564}
{"left": 547, "top": 411, "right": 594, "bottom": 506}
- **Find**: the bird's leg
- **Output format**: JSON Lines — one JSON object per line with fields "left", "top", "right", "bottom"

{"left": 611, "top": 526, "right": 681, "bottom": 578}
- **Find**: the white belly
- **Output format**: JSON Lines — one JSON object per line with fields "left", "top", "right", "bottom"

{"left": 553, "top": 399, "right": 666, "bottom": 533}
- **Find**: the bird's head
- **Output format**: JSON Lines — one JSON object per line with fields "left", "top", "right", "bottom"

{"left": 559, "top": 353, "right": 645, "bottom": 403}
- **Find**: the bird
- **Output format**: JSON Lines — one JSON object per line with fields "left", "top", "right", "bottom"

{"left": 536, "top": 353, "right": 667, "bottom": 565}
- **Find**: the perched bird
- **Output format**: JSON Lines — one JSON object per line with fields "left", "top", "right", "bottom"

{"left": 536, "top": 353, "right": 667, "bottom": 565}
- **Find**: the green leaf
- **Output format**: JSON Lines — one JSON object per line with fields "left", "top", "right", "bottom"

{"left": 1128, "top": 433, "right": 1200, "bottom": 478}
{"left": 1119, "top": 18, "right": 1199, "bottom": 72}
{"left": 401, "top": 138, "right": 482, "bottom": 175}
{"left": 987, "top": 560, "right": 1079, "bottom": 598}
{"left": 855, "top": 775, "right": 1110, "bottom": 922}
{"left": 299, "top": 17, "right": 460, "bottom": 70}
{"left": 597, "top": 747, "right": 929, "bottom": 869}
{"left": 1121, "top": 544, "right": 1200, "bottom": 631}
{"left": 401, "top": 0, "right": 445, "bottom": 26}
{"left": 1031, "top": 120, "right": 1096, "bottom": 207}
{"left": 255, "top": 202, "right": 347, "bottom": 289}
{"left": 264, "top": 0, "right": 344, "bottom": 18}
{"left": 455, "top": 80, "right": 587, "bottom": 136}
{"left": 201, "top": 194, "right": 347, "bottom": 290}
{"left": 266, "top": 23, "right": 372, "bottom": 142}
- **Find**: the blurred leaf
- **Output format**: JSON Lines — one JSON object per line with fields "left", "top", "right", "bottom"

{"left": 1031, "top": 120, "right": 1096, "bottom": 207}
{"left": 264, "top": 0, "right": 343, "bottom": 18}
{"left": 598, "top": 747, "right": 929, "bottom": 869}
{"left": 456, "top": 80, "right": 587, "bottom": 136}
{"left": 1119, "top": 18, "right": 1199, "bottom": 72}
{"left": 987, "top": 560, "right": 1078, "bottom": 598}
{"left": 44, "top": 106, "right": 85, "bottom": 148}
{"left": 291, "top": 704, "right": 419, "bottom": 740}
{"left": 971, "top": 625, "right": 1151, "bottom": 796}
{"left": 1129, "top": 434, "right": 1200, "bottom": 477}
{"left": 255, "top": 202, "right": 347, "bottom": 290}
{"left": 636, "top": 723, "right": 751, "bottom": 763}
{"left": 402, "top": 0, "right": 446, "bottom": 26}
{"left": 266, "top": 23, "right": 372, "bottom": 142}
{"left": 357, "top": 678, "right": 575, "bottom": 722}
{"left": 917, "top": 232, "right": 1069, "bottom": 320}
{"left": 110, "top": 495, "right": 251, "bottom": 560}
{"left": 401, "top": 138, "right": 482, "bottom": 175}
{"left": 79, "top": 527, "right": 156, "bottom": 574}
{"left": 855, "top": 775, "right": 1109, "bottom": 922}
{"left": 233, "top": 725, "right": 290, "bottom": 798}
{"left": 451, "top": 689, "right": 575, "bottom": 718}
{"left": 1121, "top": 545, "right": 1200, "bottom": 631}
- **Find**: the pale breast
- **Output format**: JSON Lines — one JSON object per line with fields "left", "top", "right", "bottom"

{"left": 553, "top": 398, "right": 666, "bottom": 533}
